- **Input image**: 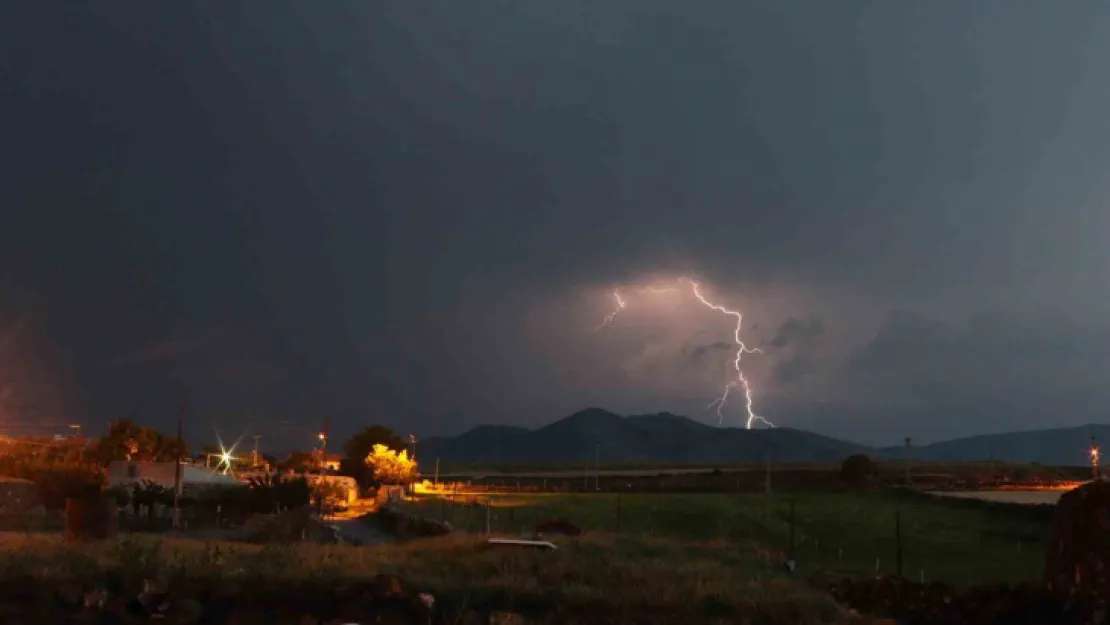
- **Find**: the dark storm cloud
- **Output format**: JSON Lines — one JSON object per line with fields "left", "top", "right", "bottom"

{"left": 2, "top": 1, "right": 1110, "bottom": 443}
{"left": 686, "top": 341, "right": 733, "bottom": 362}
{"left": 766, "top": 317, "right": 824, "bottom": 385}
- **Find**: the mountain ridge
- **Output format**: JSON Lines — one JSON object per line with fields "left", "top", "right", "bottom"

{"left": 418, "top": 409, "right": 1106, "bottom": 466}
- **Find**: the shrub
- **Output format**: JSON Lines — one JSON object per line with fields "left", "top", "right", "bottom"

{"left": 840, "top": 454, "right": 878, "bottom": 486}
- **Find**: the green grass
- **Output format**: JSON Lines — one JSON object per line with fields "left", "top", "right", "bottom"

{"left": 0, "top": 532, "right": 846, "bottom": 624}
{"left": 398, "top": 490, "right": 1052, "bottom": 585}
{"left": 0, "top": 490, "right": 1056, "bottom": 622}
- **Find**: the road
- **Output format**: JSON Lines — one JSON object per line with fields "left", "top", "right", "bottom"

{"left": 321, "top": 500, "right": 395, "bottom": 545}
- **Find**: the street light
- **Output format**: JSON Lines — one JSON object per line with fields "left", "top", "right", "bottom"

{"left": 1091, "top": 436, "right": 1100, "bottom": 481}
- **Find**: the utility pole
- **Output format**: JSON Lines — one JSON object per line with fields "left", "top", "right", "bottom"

{"left": 904, "top": 437, "right": 913, "bottom": 487}
{"left": 594, "top": 440, "right": 600, "bottom": 491}
{"left": 318, "top": 419, "right": 329, "bottom": 473}
{"left": 172, "top": 398, "right": 185, "bottom": 531}
{"left": 434, "top": 457, "right": 440, "bottom": 487}
{"left": 409, "top": 434, "right": 418, "bottom": 462}
{"left": 764, "top": 453, "right": 772, "bottom": 495}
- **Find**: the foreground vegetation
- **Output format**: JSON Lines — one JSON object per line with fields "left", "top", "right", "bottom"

{"left": 397, "top": 490, "right": 1054, "bottom": 585}
{"left": 0, "top": 532, "right": 844, "bottom": 624}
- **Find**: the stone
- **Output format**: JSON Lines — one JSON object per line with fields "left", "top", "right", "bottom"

{"left": 373, "top": 574, "right": 405, "bottom": 598}
{"left": 1045, "top": 480, "right": 1110, "bottom": 606}
{"left": 489, "top": 611, "right": 526, "bottom": 625}
{"left": 163, "top": 598, "right": 204, "bottom": 623}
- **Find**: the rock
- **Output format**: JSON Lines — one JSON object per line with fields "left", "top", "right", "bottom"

{"left": 489, "top": 612, "right": 526, "bottom": 625}
{"left": 56, "top": 583, "right": 81, "bottom": 607}
{"left": 163, "top": 598, "right": 204, "bottom": 623}
{"left": 373, "top": 574, "right": 405, "bottom": 598}
{"left": 1045, "top": 480, "right": 1110, "bottom": 607}
{"left": 82, "top": 586, "right": 107, "bottom": 610}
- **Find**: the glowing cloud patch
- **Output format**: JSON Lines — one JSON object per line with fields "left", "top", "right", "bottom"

{"left": 595, "top": 278, "right": 773, "bottom": 429}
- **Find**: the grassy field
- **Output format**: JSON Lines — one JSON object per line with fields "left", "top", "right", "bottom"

{"left": 0, "top": 531, "right": 843, "bottom": 624}
{"left": 927, "top": 489, "right": 1067, "bottom": 505}
{"left": 0, "top": 489, "right": 1062, "bottom": 623}
{"left": 395, "top": 490, "right": 1054, "bottom": 585}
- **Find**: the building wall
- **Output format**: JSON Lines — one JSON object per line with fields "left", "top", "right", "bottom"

{"left": 106, "top": 461, "right": 243, "bottom": 490}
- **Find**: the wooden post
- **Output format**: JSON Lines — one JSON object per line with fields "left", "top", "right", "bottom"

{"left": 172, "top": 398, "right": 184, "bottom": 531}
{"left": 904, "top": 437, "right": 913, "bottom": 486}
{"left": 895, "top": 510, "right": 903, "bottom": 578}
{"left": 788, "top": 499, "right": 796, "bottom": 560}
{"left": 764, "top": 454, "right": 772, "bottom": 495}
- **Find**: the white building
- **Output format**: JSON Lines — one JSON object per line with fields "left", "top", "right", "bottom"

{"left": 107, "top": 461, "right": 244, "bottom": 493}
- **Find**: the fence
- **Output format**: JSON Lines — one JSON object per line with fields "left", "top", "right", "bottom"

{"left": 389, "top": 489, "right": 1053, "bottom": 584}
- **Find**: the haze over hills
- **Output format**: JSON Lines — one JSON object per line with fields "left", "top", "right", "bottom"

{"left": 879, "top": 423, "right": 1110, "bottom": 467}
{"left": 418, "top": 409, "right": 1106, "bottom": 467}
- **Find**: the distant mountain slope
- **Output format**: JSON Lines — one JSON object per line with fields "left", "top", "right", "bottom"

{"left": 881, "top": 423, "right": 1110, "bottom": 466}
{"left": 418, "top": 408, "right": 869, "bottom": 464}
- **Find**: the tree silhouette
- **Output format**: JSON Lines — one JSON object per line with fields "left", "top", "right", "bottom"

{"left": 840, "top": 454, "right": 878, "bottom": 486}
{"left": 95, "top": 419, "right": 186, "bottom": 464}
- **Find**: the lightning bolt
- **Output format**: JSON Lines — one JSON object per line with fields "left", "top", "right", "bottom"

{"left": 595, "top": 278, "right": 774, "bottom": 429}
{"left": 594, "top": 290, "right": 627, "bottom": 331}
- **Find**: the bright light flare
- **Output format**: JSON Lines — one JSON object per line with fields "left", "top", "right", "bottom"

{"left": 595, "top": 277, "right": 774, "bottom": 429}
{"left": 213, "top": 430, "right": 241, "bottom": 475}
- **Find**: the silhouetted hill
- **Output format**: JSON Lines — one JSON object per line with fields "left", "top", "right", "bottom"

{"left": 419, "top": 409, "right": 1110, "bottom": 466}
{"left": 879, "top": 423, "right": 1110, "bottom": 466}
{"left": 418, "top": 408, "right": 868, "bottom": 464}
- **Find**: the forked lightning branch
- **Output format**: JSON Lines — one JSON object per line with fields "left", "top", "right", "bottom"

{"left": 594, "top": 277, "right": 774, "bottom": 430}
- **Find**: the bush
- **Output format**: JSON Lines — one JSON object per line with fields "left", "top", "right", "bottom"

{"left": 840, "top": 454, "right": 878, "bottom": 486}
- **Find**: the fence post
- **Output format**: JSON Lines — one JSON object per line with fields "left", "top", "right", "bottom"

{"left": 788, "top": 499, "right": 796, "bottom": 560}
{"left": 895, "top": 510, "right": 903, "bottom": 578}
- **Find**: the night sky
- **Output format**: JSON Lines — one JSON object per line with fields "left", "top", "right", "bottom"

{"left": 2, "top": 2, "right": 1110, "bottom": 448}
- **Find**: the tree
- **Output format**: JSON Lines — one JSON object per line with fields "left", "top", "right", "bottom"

{"left": 840, "top": 454, "right": 878, "bottom": 487}
{"left": 277, "top": 451, "right": 316, "bottom": 473}
{"left": 366, "top": 444, "right": 418, "bottom": 485}
{"left": 344, "top": 426, "right": 405, "bottom": 463}
{"left": 95, "top": 419, "right": 186, "bottom": 465}
{"left": 342, "top": 426, "right": 405, "bottom": 487}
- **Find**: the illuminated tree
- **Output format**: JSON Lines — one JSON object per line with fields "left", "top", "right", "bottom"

{"left": 342, "top": 425, "right": 405, "bottom": 487}
{"left": 365, "top": 444, "right": 418, "bottom": 485}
